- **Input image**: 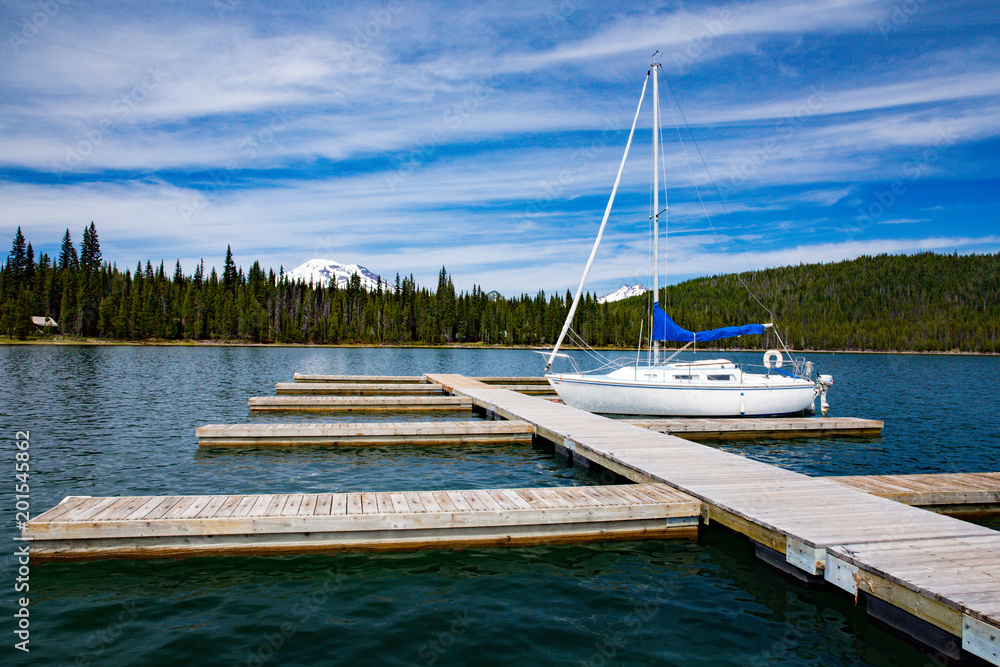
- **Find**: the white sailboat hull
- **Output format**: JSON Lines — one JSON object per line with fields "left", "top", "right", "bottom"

{"left": 546, "top": 366, "right": 817, "bottom": 417}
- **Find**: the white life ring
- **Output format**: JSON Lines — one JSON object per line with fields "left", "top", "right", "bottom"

{"left": 763, "top": 349, "right": 783, "bottom": 369}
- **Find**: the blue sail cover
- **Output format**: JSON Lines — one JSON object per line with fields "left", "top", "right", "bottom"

{"left": 652, "top": 304, "right": 765, "bottom": 342}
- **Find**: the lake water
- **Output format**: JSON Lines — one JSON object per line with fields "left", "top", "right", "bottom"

{"left": 1, "top": 346, "right": 997, "bottom": 666}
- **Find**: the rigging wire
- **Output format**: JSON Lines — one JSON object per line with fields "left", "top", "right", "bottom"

{"left": 661, "top": 76, "right": 772, "bottom": 320}
{"left": 661, "top": 74, "right": 799, "bottom": 359}
{"left": 545, "top": 71, "right": 651, "bottom": 372}
{"left": 567, "top": 327, "right": 613, "bottom": 365}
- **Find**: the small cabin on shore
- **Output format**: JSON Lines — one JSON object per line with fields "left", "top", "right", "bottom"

{"left": 31, "top": 316, "right": 58, "bottom": 332}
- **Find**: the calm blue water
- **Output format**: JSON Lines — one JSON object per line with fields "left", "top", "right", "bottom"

{"left": 1, "top": 346, "right": 997, "bottom": 666}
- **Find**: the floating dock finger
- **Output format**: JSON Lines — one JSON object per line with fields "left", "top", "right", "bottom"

{"left": 197, "top": 420, "right": 534, "bottom": 447}
{"left": 247, "top": 395, "right": 473, "bottom": 412}
{"left": 24, "top": 484, "right": 701, "bottom": 562}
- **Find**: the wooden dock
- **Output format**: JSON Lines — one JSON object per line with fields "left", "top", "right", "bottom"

{"left": 275, "top": 382, "right": 444, "bottom": 395}
{"left": 474, "top": 377, "right": 556, "bottom": 395}
{"left": 293, "top": 374, "right": 550, "bottom": 385}
{"left": 828, "top": 472, "right": 1000, "bottom": 517}
{"left": 426, "top": 374, "right": 1000, "bottom": 664}
{"left": 23, "top": 483, "right": 700, "bottom": 562}
{"left": 290, "top": 373, "right": 556, "bottom": 396}
{"left": 628, "top": 416, "right": 883, "bottom": 439}
{"left": 486, "top": 384, "right": 557, "bottom": 395}
{"left": 293, "top": 374, "right": 427, "bottom": 383}
{"left": 247, "top": 395, "right": 472, "bottom": 412}
{"left": 290, "top": 374, "right": 556, "bottom": 396}
{"left": 196, "top": 418, "right": 883, "bottom": 448}
{"left": 197, "top": 421, "right": 534, "bottom": 447}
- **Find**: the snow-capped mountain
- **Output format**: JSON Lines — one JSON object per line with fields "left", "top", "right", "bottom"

{"left": 286, "top": 259, "right": 383, "bottom": 290}
{"left": 598, "top": 284, "right": 649, "bottom": 304}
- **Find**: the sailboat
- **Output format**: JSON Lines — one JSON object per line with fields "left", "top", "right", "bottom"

{"left": 544, "top": 61, "right": 833, "bottom": 417}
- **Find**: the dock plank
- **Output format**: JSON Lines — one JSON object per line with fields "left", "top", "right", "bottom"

{"left": 431, "top": 491, "right": 457, "bottom": 513}
{"left": 246, "top": 495, "right": 273, "bottom": 517}
{"left": 263, "top": 495, "right": 289, "bottom": 517}
{"left": 229, "top": 496, "right": 259, "bottom": 519}
{"left": 35, "top": 497, "right": 99, "bottom": 523}
{"left": 448, "top": 491, "right": 474, "bottom": 512}
{"left": 403, "top": 492, "right": 427, "bottom": 513}
{"left": 103, "top": 497, "right": 158, "bottom": 522}
{"left": 70, "top": 497, "right": 123, "bottom": 522}
{"left": 313, "top": 494, "right": 332, "bottom": 516}
{"left": 283, "top": 495, "right": 303, "bottom": 517}
{"left": 124, "top": 497, "right": 173, "bottom": 522}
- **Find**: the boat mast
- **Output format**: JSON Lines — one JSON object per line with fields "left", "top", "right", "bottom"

{"left": 545, "top": 72, "right": 651, "bottom": 373}
{"left": 652, "top": 61, "right": 661, "bottom": 365}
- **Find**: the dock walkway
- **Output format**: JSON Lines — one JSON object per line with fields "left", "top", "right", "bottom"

{"left": 426, "top": 373, "right": 1000, "bottom": 664}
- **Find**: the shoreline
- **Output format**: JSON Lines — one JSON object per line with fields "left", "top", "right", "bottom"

{"left": 1, "top": 337, "right": 996, "bottom": 356}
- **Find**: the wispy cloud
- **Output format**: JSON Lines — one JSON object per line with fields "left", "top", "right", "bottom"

{"left": 504, "top": 0, "right": 885, "bottom": 73}
{"left": 1, "top": 0, "right": 997, "bottom": 296}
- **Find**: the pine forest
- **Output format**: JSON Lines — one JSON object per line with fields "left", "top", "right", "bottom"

{"left": 1, "top": 224, "right": 997, "bottom": 353}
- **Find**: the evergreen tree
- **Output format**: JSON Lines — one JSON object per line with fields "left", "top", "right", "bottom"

{"left": 80, "top": 222, "right": 101, "bottom": 271}
{"left": 72, "top": 222, "right": 103, "bottom": 335}
{"left": 435, "top": 266, "right": 457, "bottom": 342}
{"left": 36, "top": 252, "right": 53, "bottom": 315}
{"left": 24, "top": 242, "right": 35, "bottom": 282}
{"left": 60, "top": 272, "right": 79, "bottom": 335}
{"left": 7, "top": 227, "right": 27, "bottom": 281}
{"left": 222, "top": 245, "right": 237, "bottom": 292}
{"left": 58, "top": 229, "right": 79, "bottom": 270}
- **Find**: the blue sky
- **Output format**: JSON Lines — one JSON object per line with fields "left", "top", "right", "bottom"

{"left": 2, "top": 0, "right": 998, "bottom": 295}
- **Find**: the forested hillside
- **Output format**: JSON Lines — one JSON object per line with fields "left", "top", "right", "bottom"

{"left": 1, "top": 224, "right": 997, "bottom": 352}
{"left": 641, "top": 252, "right": 999, "bottom": 352}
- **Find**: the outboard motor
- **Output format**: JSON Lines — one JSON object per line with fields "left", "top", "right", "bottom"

{"left": 815, "top": 374, "right": 833, "bottom": 416}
